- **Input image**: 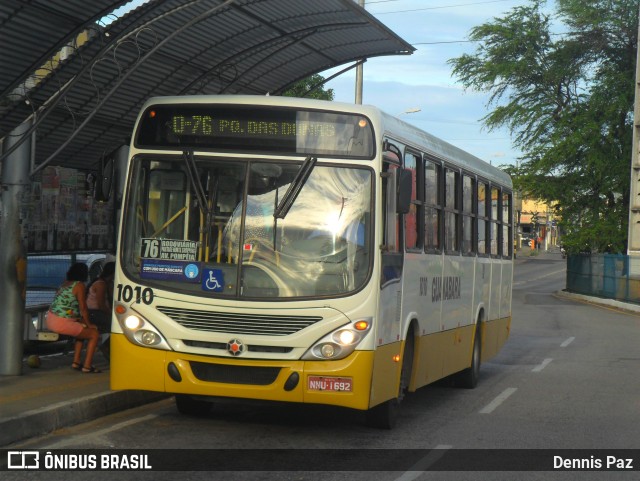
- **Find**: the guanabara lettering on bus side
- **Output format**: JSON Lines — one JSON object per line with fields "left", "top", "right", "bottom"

{"left": 417, "top": 276, "right": 462, "bottom": 302}
{"left": 116, "top": 284, "right": 154, "bottom": 305}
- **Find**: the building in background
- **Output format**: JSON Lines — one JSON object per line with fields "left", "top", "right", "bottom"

{"left": 518, "top": 198, "right": 559, "bottom": 250}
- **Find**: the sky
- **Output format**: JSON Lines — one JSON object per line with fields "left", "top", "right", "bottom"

{"left": 321, "top": 0, "right": 555, "bottom": 168}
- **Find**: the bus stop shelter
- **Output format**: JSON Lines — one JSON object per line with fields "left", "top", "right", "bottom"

{"left": 0, "top": 0, "right": 414, "bottom": 374}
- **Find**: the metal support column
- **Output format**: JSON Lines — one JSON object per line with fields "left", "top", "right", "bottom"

{"left": 354, "top": 0, "right": 365, "bottom": 104}
{"left": 113, "top": 144, "right": 129, "bottom": 242}
{"left": 627, "top": 7, "right": 640, "bottom": 274}
{"left": 0, "top": 121, "right": 31, "bottom": 375}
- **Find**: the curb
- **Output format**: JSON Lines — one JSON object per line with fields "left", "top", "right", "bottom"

{"left": 554, "top": 290, "right": 640, "bottom": 315}
{"left": 0, "top": 390, "right": 168, "bottom": 447}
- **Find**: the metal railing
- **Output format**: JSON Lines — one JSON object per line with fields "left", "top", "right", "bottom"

{"left": 566, "top": 254, "right": 640, "bottom": 304}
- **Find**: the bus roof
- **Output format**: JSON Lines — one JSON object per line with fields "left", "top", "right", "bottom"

{"left": 138, "top": 95, "right": 512, "bottom": 189}
{"left": 378, "top": 111, "right": 512, "bottom": 189}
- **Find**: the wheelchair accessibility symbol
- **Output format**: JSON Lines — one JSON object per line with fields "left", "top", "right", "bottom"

{"left": 202, "top": 268, "right": 224, "bottom": 292}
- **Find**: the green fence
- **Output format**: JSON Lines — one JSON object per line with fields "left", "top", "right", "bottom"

{"left": 566, "top": 254, "right": 640, "bottom": 304}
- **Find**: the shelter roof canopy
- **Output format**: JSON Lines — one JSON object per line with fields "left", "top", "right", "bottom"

{"left": 0, "top": 0, "right": 413, "bottom": 173}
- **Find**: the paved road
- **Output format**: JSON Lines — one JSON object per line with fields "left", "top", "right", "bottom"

{"left": 6, "top": 252, "right": 640, "bottom": 480}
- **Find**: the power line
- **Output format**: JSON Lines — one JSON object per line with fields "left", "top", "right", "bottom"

{"left": 409, "top": 31, "right": 569, "bottom": 47}
{"left": 412, "top": 40, "right": 475, "bottom": 45}
{"left": 369, "top": 0, "right": 517, "bottom": 15}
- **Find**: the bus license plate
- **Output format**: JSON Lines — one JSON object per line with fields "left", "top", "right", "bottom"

{"left": 308, "top": 376, "right": 352, "bottom": 392}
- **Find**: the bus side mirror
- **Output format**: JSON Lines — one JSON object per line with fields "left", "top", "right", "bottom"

{"left": 397, "top": 169, "right": 412, "bottom": 214}
{"left": 95, "top": 153, "right": 114, "bottom": 202}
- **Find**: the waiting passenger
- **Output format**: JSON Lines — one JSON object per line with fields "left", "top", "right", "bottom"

{"left": 46, "top": 262, "right": 102, "bottom": 373}
{"left": 87, "top": 262, "right": 115, "bottom": 359}
{"left": 87, "top": 262, "right": 115, "bottom": 331}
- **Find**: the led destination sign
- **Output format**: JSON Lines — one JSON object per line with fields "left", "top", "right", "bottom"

{"left": 135, "top": 104, "right": 374, "bottom": 158}
{"left": 171, "top": 115, "right": 337, "bottom": 139}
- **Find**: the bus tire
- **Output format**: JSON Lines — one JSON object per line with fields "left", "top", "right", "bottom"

{"left": 175, "top": 394, "right": 212, "bottom": 416}
{"left": 366, "top": 331, "right": 414, "bottom": 429}
{"left": 455, "top": 324, "right": 481, "bottom": 389}
{"left": 365, "top": 398, "right": 399, "bottom": 429}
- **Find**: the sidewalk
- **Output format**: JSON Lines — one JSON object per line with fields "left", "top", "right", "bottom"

{"left": 516, "top": 247, "right": 640, "bottom": 314}
{"left": 0, "top": 347, "right": 167, "bottom": 447}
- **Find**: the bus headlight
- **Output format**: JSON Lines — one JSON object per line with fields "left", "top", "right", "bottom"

{"left": 137, "top": 330, "right": 161, "bottom": 346}
{"left": 125, "top": 315, "right": 142, "bottom": 330}
{"left": 301, "top": 318, "right": 371, "bottom": 361}
{"left": 115, "top": 303, "right": 171, "bottom": 351}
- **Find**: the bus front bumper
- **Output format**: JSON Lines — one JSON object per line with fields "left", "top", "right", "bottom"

{"left": 110, "top": 333, "right": 374, "bottom": 410}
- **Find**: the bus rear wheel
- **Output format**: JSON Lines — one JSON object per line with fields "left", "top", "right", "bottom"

{"left": 455, "top": 325, "right": 481, "bottom": 389}
{"left": 175, "top": 394, "right": 212, "bottom": 416}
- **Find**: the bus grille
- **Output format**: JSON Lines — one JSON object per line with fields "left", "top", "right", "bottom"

{"left": 189, "top": 361, "right": 280, "bottom": 385}
{"left": 157, "top": 306, "right": 322, "bottom": 336}
{"left": 183, "top": 340, "right": 293, "bottom": 354}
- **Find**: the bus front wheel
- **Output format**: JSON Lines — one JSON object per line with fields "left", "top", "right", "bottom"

{"left": 366, "top": 333, "right": 414, "bottom": 429}
{"left": 175, "top": 394, "right": 212, "bottom": 416}
{"left": 365, "top": 398, "right": 399, "bottom": 429}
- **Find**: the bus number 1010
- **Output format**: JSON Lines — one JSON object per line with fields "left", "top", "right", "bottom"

{"left": 116, "top": 283, "right": 154, "bottom": 305}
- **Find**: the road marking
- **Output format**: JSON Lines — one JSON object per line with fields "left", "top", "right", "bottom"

{"left": 560, "top": 336, "right": 575, "bottom": 347}
{"left": 479, "top": 388, "right": 517, "bottom": 414}
{"left": 513, "top": 268, "right": 565, "bottom": 286}
{"left": 41, "top": 414, "right": 158, "bottom": 448}
{"left": 532, "top": 358, "right": 553, "bottom": 372}
{"left": 394, "top": 445, "right": 453, "bottom": 481}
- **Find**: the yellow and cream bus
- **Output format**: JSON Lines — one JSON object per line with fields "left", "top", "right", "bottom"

{"left": 110, "top": 95, "right": 513, "bottom": 428}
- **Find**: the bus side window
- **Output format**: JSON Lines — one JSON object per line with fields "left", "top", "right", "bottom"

{"left": 404, "top": 151, "right": 422, "bottom": 251}
{"left": 462, "top": 174, "right": 475, "bottom": 254}
{"left": 502, "top": 191, "right": 512, "bottom": 257}
{"left": 424, "top": 159, "right": 441, "bottom": 251}
{"left": 490, "top": 186, "right": 500, "bottom": 256}
{"left": 444, "top": 168, "right": 460, "bottom": 253}
{"left": 477, "top": 181, "right": 489, "bottom": 255}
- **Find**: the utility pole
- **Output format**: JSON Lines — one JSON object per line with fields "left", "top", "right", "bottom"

{"left": 355, "top": 0, "right": 365, "bottom": 104}
{"left": 627, "top": 5, "right": 640, "bottom": 274}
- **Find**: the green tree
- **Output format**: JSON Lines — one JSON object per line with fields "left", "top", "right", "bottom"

{"left": 282, "top": 74, "right": 334, "bottom": 100}
{"left": 448, "top": 0, "right": 638, "bottom": 253}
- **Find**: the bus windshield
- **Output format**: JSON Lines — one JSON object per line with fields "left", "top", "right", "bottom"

{"left": 122, "top": 156, "right": 373, "bottom": 299}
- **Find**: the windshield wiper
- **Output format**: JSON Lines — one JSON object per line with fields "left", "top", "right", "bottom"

{"left": 273, "top": 156, "right": 317, "bottom": 219}
{"left": 182, "top": 149, "right": 210, "bottom": 219}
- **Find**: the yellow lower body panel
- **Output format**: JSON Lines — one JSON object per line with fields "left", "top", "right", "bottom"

{"left": 408, "top": 317, "right": 511, "bottom": 392}
{"left": 369, "top": 342, "right": 403, "bottom": 407}
{"left": 482, "top": 316, "right": 511, "bottom": 362}
{"left": 411, "top": 324, "right": 475, "bottom": 389}
{"left": 110, "top": 333, "right": 374, "bottom": 410}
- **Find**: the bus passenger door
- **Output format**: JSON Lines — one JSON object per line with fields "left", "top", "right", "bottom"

{"left": 378, "top": 163, "right": 404, "bottom": 346}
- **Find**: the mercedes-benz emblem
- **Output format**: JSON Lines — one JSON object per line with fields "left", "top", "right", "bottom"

{"left": 227, "top": 339, "right": 245, "bottom": 356}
